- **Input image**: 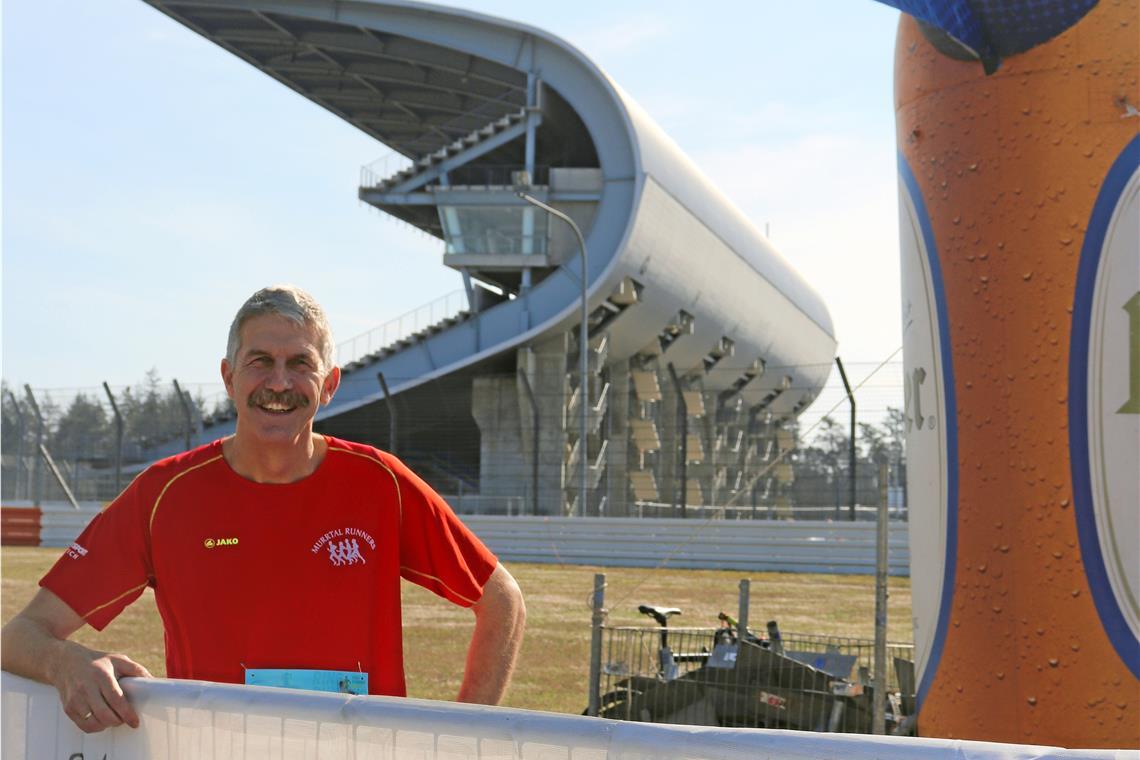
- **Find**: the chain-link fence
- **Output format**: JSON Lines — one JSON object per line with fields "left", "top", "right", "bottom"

{"left": 1, "top": 378, "right": 227, "bottom": 504}
{"left": 2, "top": 359, "right": 906, "bottom": 519}
{"left": 596, "top": 625, "right": 914, "bottom": 732}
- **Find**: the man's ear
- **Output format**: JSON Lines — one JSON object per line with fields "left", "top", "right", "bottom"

{"left": 221, "top": 358, "right": 235, "bottom": 399}
{"left": 321, "top": 366, "right": 341, "bottom": 405}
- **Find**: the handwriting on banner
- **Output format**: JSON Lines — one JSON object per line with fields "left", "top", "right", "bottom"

{"left": 904, "top": 365, "right": 936, "bottom": 433}
{"left": 1120, "top": 292, "right": 1140, "bottom": 414}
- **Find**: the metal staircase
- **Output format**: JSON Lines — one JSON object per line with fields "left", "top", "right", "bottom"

{"left": 361, "top": 108, "right": 529, "bottom": 194}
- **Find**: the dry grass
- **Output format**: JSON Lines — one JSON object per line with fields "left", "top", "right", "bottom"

{"left": 2, "top": 547, "right": 911, "bottom": 714}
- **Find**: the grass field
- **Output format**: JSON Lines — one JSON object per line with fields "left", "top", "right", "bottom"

{"left": 2, "top": 547, "right": 912, "bottom": 714}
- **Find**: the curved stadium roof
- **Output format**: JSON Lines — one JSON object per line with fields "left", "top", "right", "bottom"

{"left": 142, "top": 0, "right": 837, "bottom": 451}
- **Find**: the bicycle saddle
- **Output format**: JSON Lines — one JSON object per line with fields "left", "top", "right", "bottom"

{"left": 638, "top": 604, "right": 682, "bottom": 626}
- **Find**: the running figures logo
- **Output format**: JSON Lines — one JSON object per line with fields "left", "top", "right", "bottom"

{"left": 311, "top": 526, "right": 377, "bottom": 566}
{"left": 328, "top": 538, "right": 367, "bottom": 566}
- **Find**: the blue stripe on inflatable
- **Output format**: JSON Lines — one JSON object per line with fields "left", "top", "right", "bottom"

{"left": 898, "top": 152, "right": 960, "bottom": 714}
{"left": 1067, "top": 135, "right": 1140, "bottom": 679}
{"left": 873, "top": 0, "right": 1099, "bottom": 66}
{"left": 875, "top": 0, "right": 989, "bottom": 57}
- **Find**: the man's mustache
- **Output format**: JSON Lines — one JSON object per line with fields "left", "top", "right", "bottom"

{"left": 247, "top": 389, "right": 310, "bottom": 409}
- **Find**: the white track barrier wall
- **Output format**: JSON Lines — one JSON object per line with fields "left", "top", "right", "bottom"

{"left": 20, "top": 502, "right": 913, "bottom": 575}
{"left": 463, "top": 516, "right": 911, "bottom": 575}
{"left": 2, "top": 674, "right": 1129, "bottom": 760}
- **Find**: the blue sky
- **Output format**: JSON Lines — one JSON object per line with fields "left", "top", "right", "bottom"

{"left": 3, "top": 0, "right": 903, "bottom": 426}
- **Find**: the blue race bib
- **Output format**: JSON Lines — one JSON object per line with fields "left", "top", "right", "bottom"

{"left": 244, "top": 669, "right": 368, "bottom": 695}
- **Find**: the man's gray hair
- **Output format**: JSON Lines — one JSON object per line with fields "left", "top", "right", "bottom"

{"left": 226, "top": 285, "right": 335, "bottom": 370}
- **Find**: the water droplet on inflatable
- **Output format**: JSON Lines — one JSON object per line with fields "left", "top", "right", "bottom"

{"left": 1027, "top": 696, "right": 1037, "bottom": 706}
{"left": 1049, "top": 658, "right": 1059, "bottom": 667}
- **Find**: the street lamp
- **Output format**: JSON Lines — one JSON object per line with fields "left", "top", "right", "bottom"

{"left": 516, "top": 189, "right": 590, "bottom": 516}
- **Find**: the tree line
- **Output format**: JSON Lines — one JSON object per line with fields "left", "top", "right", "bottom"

{"left": 785, "top": 408, "right": 906, "bottom": 512}
{"left": 2, "top": 371, "right": 907, "bottom": 513}
{"left": 1, "top": 370, "right": 233, "bottom": 468}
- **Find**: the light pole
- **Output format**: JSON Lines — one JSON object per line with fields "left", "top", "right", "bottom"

{"left": 517, "top": 190, "right": 589, "bottom": 516}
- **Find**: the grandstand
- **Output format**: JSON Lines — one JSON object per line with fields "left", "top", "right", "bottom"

{"left": 143, "top": 0, "right": 837, "bottom": 517}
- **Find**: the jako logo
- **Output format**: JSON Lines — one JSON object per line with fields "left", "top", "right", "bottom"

{"left": 204, "top": 537, "right": 239, "bottom": 548}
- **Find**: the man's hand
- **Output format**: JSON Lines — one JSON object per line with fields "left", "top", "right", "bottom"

{"left": 456, "top": 563, "right": 526, "bottom": 705}
{"left": 1, "top": 588, "right": 151, "bottom": 733}
{"left": 50, "top": 642, "right": 151, "bottom": 732}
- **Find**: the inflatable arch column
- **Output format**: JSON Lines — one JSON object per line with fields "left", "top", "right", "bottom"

{"left": 894, "top": 1, "right": 1138, "bottom": 746}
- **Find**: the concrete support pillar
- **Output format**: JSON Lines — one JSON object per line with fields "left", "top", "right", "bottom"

{"left": 604, "top": 360, "right": 631, "bottom": 516}
{"left": 657, "top": 365, "right": 680, "bottom": 512}
{"left": 471, "top": 376, "right": 526, "bottom": 514}
{"left": 518, "top": 333, "right": 572, "bottom": 515}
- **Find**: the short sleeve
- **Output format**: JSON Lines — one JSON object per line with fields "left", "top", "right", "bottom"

{"left": 391, "top": 455, "right": 497, "bottom": 607}
{"left": 39, "top": 477, "right": 153, "bottom": 631}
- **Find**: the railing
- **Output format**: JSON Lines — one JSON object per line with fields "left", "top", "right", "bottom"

{"left": 563, "top": 439, "right": 609, "bottom": 491}
{"left": 362, "top": 160, "right": 552, "bottom": 192}
{"left": 360, "top": 149, "right": 413, "bottom": 189}
{"left": 441, "top": 493, "right": 526, "bottom": 516}
{"left": 565, "top": 382, "right": 609, "bottom": 437}
{"left": 443, "top": 164, "right": 550, "bottom": 187}
{"left": 432, "top": 89, "right": 526, "bottom": 136}
{"left": 5, "top": 672, "right": 1105, "bottom": 760}
{"left": 335, "top": 289, "right": 468, "bottom": 367}
{"left": 566, "top": 436, "right": 582, "bottom": 471}
{"left": 589, "top": 439, "right": 608, "bottom": 489}
{"left": 629, "top": 502, "right": 909, "bottom": 522}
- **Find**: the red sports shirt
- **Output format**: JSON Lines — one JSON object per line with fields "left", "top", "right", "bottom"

{"left": 40, "top": 436, "right": 497, "bottom": 697}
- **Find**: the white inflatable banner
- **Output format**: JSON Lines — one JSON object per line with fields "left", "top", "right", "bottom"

{"left": 2, "top": 673, "right": 1130, "bottom": 760}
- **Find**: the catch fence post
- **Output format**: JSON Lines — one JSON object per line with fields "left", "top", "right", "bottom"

{"left": 518, "top": 368, "right": 540, "bottom": 516}
{"left": 872, "top": 462, "right": 890, "bottom": 734}
{"left": 172, "top": 379, "right": 195, "bottom": 452}
{"left": 587, "top": 573, "right": 606, "bottom": 717}
{"left": 737, "top": 578, "right": 751, "bottom": 641}
{"left": 5, "top": 390, "right": 26, "bottom": 499}
{"left": 102, "top": 382, "right": 124, "bottom": 496}
{"left": 666, "top": 363, "right": 687, "bottom": 518}
{"left": 377, "top": 373, "right": 397, "bottom": 455}
{"left": 24, "top": 385, "right": 79, "bottom": 510}
{"left": 835, "top": 357, "right": 856, "bottom": 520}
{"left": 24, "top": 385, "right": 44, "bottom": 508}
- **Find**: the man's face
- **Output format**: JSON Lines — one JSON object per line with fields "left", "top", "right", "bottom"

{"left": 221, "top": 313, "right": 340, "bottom": 446}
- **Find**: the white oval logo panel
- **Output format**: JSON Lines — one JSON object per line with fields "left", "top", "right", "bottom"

{"left": 1072, "top": 139, "right": 1140, "bottom": 675}
{"left": 898, "top": 159, "right": 956, "bottom": 701}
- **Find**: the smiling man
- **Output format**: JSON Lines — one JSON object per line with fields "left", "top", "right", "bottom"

{"left": 1, "top": 285, "right": 526, "bottom": 733}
